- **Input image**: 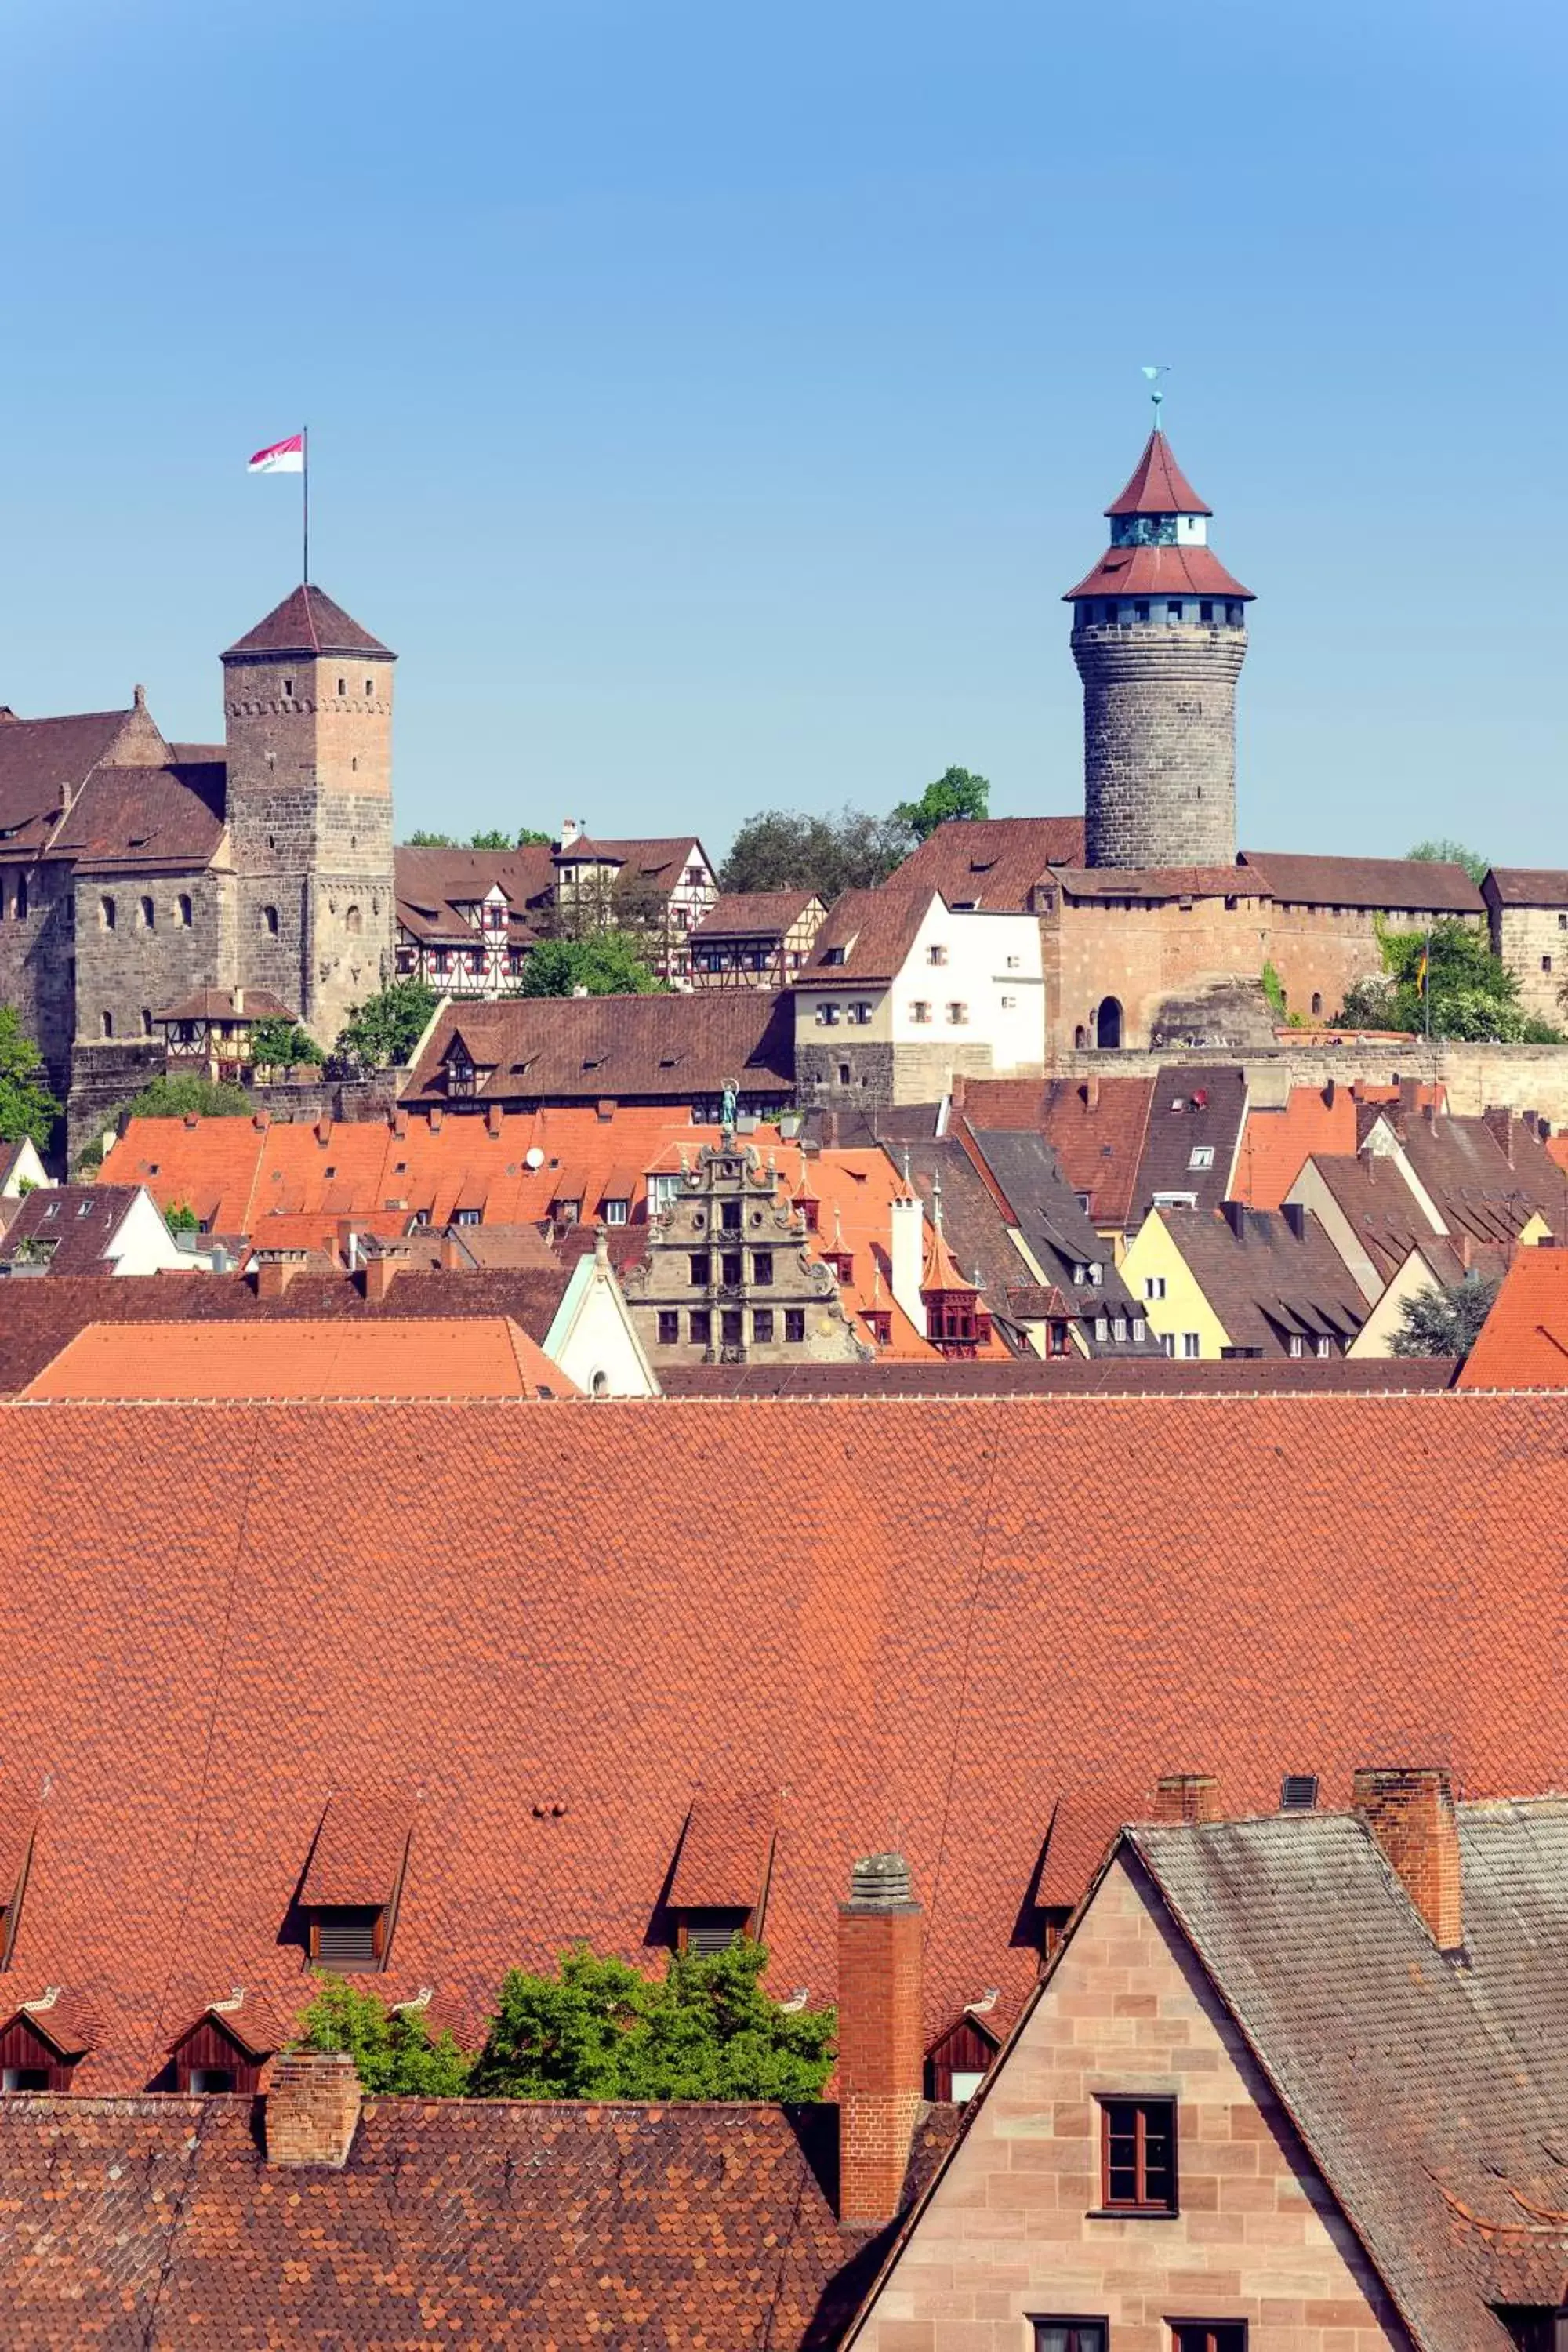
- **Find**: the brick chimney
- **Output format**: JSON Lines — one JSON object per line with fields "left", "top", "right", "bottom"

{"left": 1152, "top": 1772, "right": 1221, "bottom": 1825}
{"left": 264, "top": 2052, "right": 361, "bottom": 2168}
{"left": 361, "top": 1252, "right": 401, "bottom": 1303}
{"left": 837, "top": 1852, "right": 924, "bottom": 2227}
{"left": 254, "top": 1255, "right": 303, "bottom": 1300}
{"left": 1352, "top": 1766, "right": 1462, "bottom": 1951}
{"left": 1483, "top": 1105, "right": 1515, "bottom": 1164}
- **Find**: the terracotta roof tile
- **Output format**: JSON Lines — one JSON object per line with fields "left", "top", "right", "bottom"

{"left": 53, "top": 760, "right": 227, "bottom": 874}
{"left": 405, "top": 994, "right": 794, "bottom": 1105}
{"left": 1064, "top": 541, "right": 1254, "bottom": 601}
{"left": 1056, "top": 863, "right": 1257, "bottom": 900}
{"left": 667, "top": 1792, "right": 778, "bottom": 1911}
{"left": 1484, "top": 866, "right": 1568, "bottom": 905}
{"left": 1232, "top": 1081, "right": 1443, "bottom": 1211}
{"left": 797, "top": 888, "right": 931, "bottom": 984}
{"left": 1239, "top": 849, "right": 1486, "bottom": 913}
{"left": 888, "top": 818, "right": 1084, "bottom": 909}
{"left": 655, "top": 1356, "right": 1457, "bottom": 1395}
{"left": 157, "top": 986, "right": 296, "bottom": 1023}
{"left": 300, "top": 1789, "right": 416, "bottom": 1907}
{"left": 223, "top": 584, "right": 392, "bottom": 662}
{"left": 21, "top": 1316, "right": 575, "bottom": 1399}
{"left": 0, "top": 708, "right": 136, "bottom": 848}
{"left": 1104, "top": 427, "right": 1210, "bottom": 517}
{"left": 692, "top": 889, "right": 822, "bottom": 938}
{"left": 0, "top": 1185, "right": 148, "bottom": 1276}
{"left": 1457, "top": 1245, "right": 1568, "bottom": 1388}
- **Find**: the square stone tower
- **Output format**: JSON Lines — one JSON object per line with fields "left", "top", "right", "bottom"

{"left": 222, "top": 584, "right": 397, "bottom": 1045}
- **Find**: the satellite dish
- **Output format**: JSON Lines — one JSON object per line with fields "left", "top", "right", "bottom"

{"left": 524, "top": 1146, "right": 545, "bottom": 1171}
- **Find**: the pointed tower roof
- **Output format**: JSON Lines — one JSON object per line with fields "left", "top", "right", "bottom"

{"left": 222, "top": 585, "right": 394, "bottom": 663}
{"left": 1105, "top": 430, "right": 1210, "bottom": 517}
{"left": 920, "top": 1208, "right": 975, "bottom": 1297}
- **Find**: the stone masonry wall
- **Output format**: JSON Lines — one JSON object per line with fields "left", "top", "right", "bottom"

{"left": 855, "top": 1852, "right": 1410, "bottom": 2352}
{"left": 1488, "top": 899, "right": 1567, "bottom": 1028}
{"left": 1054, "top": 1039, "right": 1568, "bottom": 1125}
{"left": 795, "top": 1039, "right": 1007, "bottom": 1110}
{"left": 0, "top": 863, "right": 76, "bottom": 1082}
{"left": 71, "top": 869, "right": 233, "bottom": 1055}
{"left": 1076, "top": 622, "right": 1246, "bottom": 870}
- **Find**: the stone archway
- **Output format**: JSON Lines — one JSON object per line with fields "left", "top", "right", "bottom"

{"left": 1095, "top": 997, "right": 1123, "bottom": 1050}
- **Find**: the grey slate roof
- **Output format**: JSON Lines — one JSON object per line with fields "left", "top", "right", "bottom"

{"left": 1132, "top": 1800, "right": 1568, "bottom": 2352}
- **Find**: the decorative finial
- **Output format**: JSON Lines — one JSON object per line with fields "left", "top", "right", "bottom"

{"left": 1141, "top": 363, "right": 1171, "bottom": 425}
{"left": 931, "top": 1171, "right": 945, "bottom": 1235}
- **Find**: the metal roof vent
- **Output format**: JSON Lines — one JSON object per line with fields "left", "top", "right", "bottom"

{"left": 848, "top": 1852, "right": 913, "bottom": 1907}
{"left": 1280, "top": 1773, "right": 1319, "bottom": 1813}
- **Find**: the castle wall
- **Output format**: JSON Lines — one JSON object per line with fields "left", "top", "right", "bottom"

{"left": 1076, "top": 621, "right": 1245, "bottom": 869}
{"left": 71, "top": 869, "right": 233, "bottom": 1054}
{"left": 1486, "top": 898, "right": 1566, "bottom": 1027}
{"left": 0, "top": 863, "right": 77, "bottom": 1080}
{"left": 1054, "top": 1040, "right": 1568, "bottom": 1125}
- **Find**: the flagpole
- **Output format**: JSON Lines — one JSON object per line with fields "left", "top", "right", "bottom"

{"left": 302, "top": 425, "right": 310, "bottom": 584}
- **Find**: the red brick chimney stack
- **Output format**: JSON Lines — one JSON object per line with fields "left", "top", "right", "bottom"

{"left": 837, "top": 1852, "right": 924, "bottom": 2227}
{"left": 361, "top": 1252, "right": 401, "bottom": 1304}
{"left": 1352, "top": 1766, "right": 1463, "bottom": 1951}
{"left": 264, "top": 2052, "right": 362, "bottom": 2168}
{"left": 1152, "top": 1772, "right": 1221, "bottom": 1825}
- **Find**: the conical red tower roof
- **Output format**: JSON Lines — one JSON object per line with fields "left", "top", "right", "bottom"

{"left": 1105, "top": 430, "right": 1210, "bottom": 517}
{"left": 920, "top": 1214, "right": 975, "bottom": 1297}
{"left": 223, "top": 584, "right": 393, "bottom": 662}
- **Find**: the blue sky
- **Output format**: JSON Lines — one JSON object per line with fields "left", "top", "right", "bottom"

{"left": 4, "top": 0, "right": 1563, "bottom": 861}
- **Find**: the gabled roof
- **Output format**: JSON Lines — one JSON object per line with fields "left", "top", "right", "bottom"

{"left": 691, "top": 890, "right": 823, "bottom": 938}
{"left": 0, "top": 1392, "right": 1559, "bottom": 2091}
{"left": 222, "top": 585, "right": 393, "bottom": 663}
{"left": 1457, "top": 1245, "right": 1568, "bottom": 1388}
{"left": 796, "top": 889, "right": 931, "bottom": 985}
{"left": 1303, "top": 1150, "right": 1461, "bottom": 1289}
{"left": 158, "top": 987, "right": 297, "bottom": 1024}
{"left": 0, "top": 1185, "right": 147, "bottom": 1276}
{"left": 958, "top": 1123, "right": 1149, "bottom": 1338}
{"left": 394, "top": 844, "right": 556, "bottom": 942}
{"left": 1484, "top": 866, "right": 1568, "bottom": 906}
{"left": 0, "top": 708, "right": 138, "bottom": 850}
{"left": 1130, "top": 1065, "right": 1249, "bottom": 1224}
{"left": 0, "top": 2095, "right": 956, "bottom": 2349}
{"left": 887, "top": 818, "right": 1084, "bottom": 909}
{"left": 655, "top": 1356, "right": 1458, "bottom": 1396}
{"left": 1154, "top": 1203, "right": 1368, "bottom": 1353}
{"left": 1238, "top": 850, "right": 1486, "bottom": 914}
{"left": 1055, "top": 862, "right": 1258, "bottom": 901}
{"left": 1388, "top": 1107, "right": 1566, "bottom": 1246}
{"left": 1104, "top": 427, "right": 1210, "bottom": 517}
{"left": 53, "top": 759, "right": 227, "bottom": 875}
{"left": 405, "top": 993, "right": 795, "bottom": 1105}
{"left": 22, "top": 1316, "right": 575, "bottom": 1401}
{"left": 1233, "top": 1081, "right": 1443, "bottom": 1212}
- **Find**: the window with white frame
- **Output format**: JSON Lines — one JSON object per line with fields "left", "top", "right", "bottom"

{"left": 946, "top": 1002, "right": 968, "bottom": 1025}
{"left": 1144, "top": 1276, "right": 1166, "bottom": 1300}
{"left": 1189, "top": 1145, "right": 1214, "bottom": 1171}
{"left": 815, "top": 1002, "right": 840, "bottom": 1026}
{"left": 1181, "top": 1331, "right": 1201, "bottom": 1358}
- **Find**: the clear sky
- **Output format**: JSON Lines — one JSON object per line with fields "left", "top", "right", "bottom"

{"left": 4, "top": 0, "right": 1564, "bottom": 863}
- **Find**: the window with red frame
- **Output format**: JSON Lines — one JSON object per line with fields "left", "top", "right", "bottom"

{"left": 1171, "top": 2328, "right": 1246, "bottom": 2352}
{"left": 1098, "top": 2096, "right": 1177, "bottom": 2212}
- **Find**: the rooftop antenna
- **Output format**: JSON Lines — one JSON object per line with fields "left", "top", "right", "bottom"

{"left": 1141, "top": 363, "right": 1171, "bottom": 425}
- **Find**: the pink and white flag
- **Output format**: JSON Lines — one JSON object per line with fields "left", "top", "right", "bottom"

{"left": 247, "top": 432, "right": 304, "bottom": 474}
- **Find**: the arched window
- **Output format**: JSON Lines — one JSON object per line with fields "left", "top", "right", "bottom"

{"left": 140, "top": 1008, "right": 154, "bottom": 1036}
{"left": 100, "top": 895, "right": 116, "bottom": 931}
{"left": 1095, "top": 997, "right": 1123, "bottom": 1050}
{"left": 344, "top": 904, "right": 363, "bottom": 935}
{"left": 140, "top": 895, "right": 154, "bottom": 931}
{"left": 177, "top": 894, "right": 193, "bottom": 927}
{"left": 1073, "top": 1025, "right": 1088, "bottom": 1051}
{"left": 101, "top": 1009, "right": 114, "bottom": 1038}
{"left": 1311, "top": 991, "right": 1323, "bottom": 1018}
{"left": 260, "top": 905, "right": 279, "bottom": 936}
{"left": 14, "top": 877, "right": 26, "bottom": 920}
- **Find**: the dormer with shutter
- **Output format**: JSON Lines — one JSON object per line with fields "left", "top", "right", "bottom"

{"left": 666, "top": 1791, "right": 778, "bottom": 1955}
{"left": 299, "top": 1791, "right": 416, "bottom": 1973}
{"left": 166, "top": 1988, "right": 286, "bottom": 2092}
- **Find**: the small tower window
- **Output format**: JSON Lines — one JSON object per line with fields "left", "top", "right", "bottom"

{"left": 1166, "top": 601, "right": 1182, "bottom": 623}
{"left": 345, "top": 904, "right": 363, "bottom": 935}
{"left": 283, "top": 677, "right": 294, "bottom": 699}
{"left": 100, "top": 895, "right": 116, "bottom": 931}
{"left": 1200, "top": 601, "right": 1214, "bottom": 622}
{"left": 177, "top": 893, "right": 193, "bottom": 927}
{"left": 260, "top": 905, "right": 279, "bottom": 937}
{"left": 101, "top": 1009, "right": 114, "bottom": 1038}
{"left": 140, "top": 1009, "right": 153, "bottom": 1036}
{"left": 365, "top": 678, "right": 374, "bottom": 697}
{"left": 337, "top": 676, "right": 346, "bottom": 696}
{"left": 1226, "top": 602, "right": 1243, "bottom": 626}
{"left": 140, "top": 895, "right": 154, "bottom": 930}
{"left": 1311, "top": 991, "right": 1323, "bottom": 1016}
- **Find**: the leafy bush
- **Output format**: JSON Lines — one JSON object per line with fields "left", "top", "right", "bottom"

{"left": 1390, "top": 1273, "right": 1499, "bottom": 1359}
{"left": 0, "top": 1006, "right": 61, "bottom": 1149}
{"left": 333, "top": 979, "right": 440, "bottom": 1070}
{"left": 249, "top": 1018, "right": 324, "bottom": 1071}
{"left": 292, "top": 1976, "right": 471, "bottom": 2096}
{"left": 519, "top": 935, "right": 663, "bottom": 997}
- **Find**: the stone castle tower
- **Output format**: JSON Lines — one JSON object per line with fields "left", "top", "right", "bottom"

{"left": 222, "top": 584, "right": 397, "bottom": 1044}
{"left": 1065, "top": 427, "right": 1253, "bottom": 869}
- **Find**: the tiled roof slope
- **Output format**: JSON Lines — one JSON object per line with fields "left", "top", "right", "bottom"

{"left": 1239, "top": 850, "right": 1486, "bottom": 914}
{"left": 1458, "top": 1245, "right": 1568, "bottom": 1388}
{"left": 1304, "top": 1152, "right": 1461, "bottom": 1289}
{"left": 0, "top": 708, "right": 137, "bottom": 851}
{"left": 1129, "top": 1065, "right": 1248, "bottom": 1223}
{"left": 956, "top": 1124, "right": 1152, "bottom": 1343}
{"left": 1485, "top": 866, "right": 1568, "bottom": 905}
{"left": 0, "top": 2094, "right": 956, "bottom": 2350}
{"left": 223, "top": 584, "right": 392, "bottom": 661}
{"left": 1063, "top": 542, "right": 1254, "bottom": 602}
{"left": 1388, "top": 1105, "right": 1567, "bottom": 1246}
{"left": 0, "top": 1266, "right": 579, "bottom": 1395}
{"left": 1155, "top": 1204, "right": 1368, "bottom": 1353}
{"left": 393, "top": 844, "right": 555, "bottom": 943}
{"left": 22, "top": 1316, "right": 575, "bottom": 1399}
{"left": 959, "top": 1073, "right": 1158, "bottom": 1231}
{"left": 655, "top": 1356, "right": 1457, "bottom": 1395}
{"left": 1056, "top": 863, "right": 1259, "bottom": 901}
{"left": 158, "top": 986, "right": 296, "bottom": 1023}
{"left": 1134, "top": 1800, "right": 1568, "bottom": 2352}
{"left": 797, "top": 889, "right": 931, "bottom": 985}
{"left": 405, "top": 992, "right": 795, "bottom": 1104}
{"left": 888, "top": 818, "right": 1085, "bottom": 909}
{"left": 0, "top": 1185, "right": 143, "bottom": 1275}
{"left": 1232, "top": 1080, "right": 1443, "bottom": 1210}
{"left": 1104, "top": 427, "right": 1210, "bottom": 516}
{"left": 53, "top": 759, "right": 227, "bottom": 873}
{"left": 0, "top": 1392, "right": 1556, "bottom": 2089}
{"left": 692, "top": 889, "right": 821, "bottom": 937}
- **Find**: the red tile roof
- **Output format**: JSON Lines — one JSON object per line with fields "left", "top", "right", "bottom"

{"left": 667, "top": 1791, "right": 777, "bottom": 1910}
{"left": 691, "top": 889, "right": 822, "bottom": 938}
{"left": 0, "top": 1391, "right": 1555, "bottom": 2091}
{"left": 1064, "top": 540, "right": 1254, "bottom": 601}
{"left": 406, "top": 993, "right": 795, "bottom": 1106}
{"left": 1104, "top": 427, "right": 1210, "bottom": 517}
{"left": 1032, "top": 1075, "right": 1157, "bottom": 1229}
{"left": 887, "top": 818, "right": 1085, "bottom": 909}
{"left": 0, "top": 708, "right": 138, "bottom": 851}
{"left": 157, "top": 987, "right": 296, "bottom": 1023}
{"left": 300, "top": 1789, "right": 415, "bottom": 1907}
{"left": 797, "top": 889, "right": 931, "bottom": 984}
{"left": 1238, "top": 850, "right": 1486, "bottom": 913}
{"left": 1457, "top": 1247, "right": 1568, "bottom": 1388}
{"left": 1056, "top": 864, "right": 1255, "bottom": 901}
{"left": 222, "top": 584, "right": 392, "bottom": 662}
{"left": 655, "top": 1356, "right": 1457, "bottom": 1396}
{"left": 1231, "top": 1081, "right": 1445, "bottom": 1213}
{"left": 394, "top": 844, "right": 555, "bottom": 944}
{"left": 22, "top": 1317, "right": 575, "bottom": 1399}
{"left": 0, "top": 2094, "right": 956, "bottom": 2348}
{"left": 52, "top": 759, "right": 227, "bottom": 874}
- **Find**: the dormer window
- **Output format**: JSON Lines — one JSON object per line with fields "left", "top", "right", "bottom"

{"left": 168, "top": 1994, "right": 278, "bottom": 2093}
{"left": 298, "top": 1791, "right": 415, "bottom": 1975}
{"left": 0, "top": 1995, "right": 94, "bottom": 2090}
{"left": 666, "top": 1792, "right": 777, "bottom": 1955}
{"left": 820, "top": 946, "right": 847, "bottom": 966}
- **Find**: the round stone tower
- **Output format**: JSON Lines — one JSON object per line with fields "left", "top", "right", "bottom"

{"left": 1065, "top": 426, "right": 1253, "bottom": 869}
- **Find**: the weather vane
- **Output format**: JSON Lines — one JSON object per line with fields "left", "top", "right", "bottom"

{"left": 1141, "top": 362, "right": 1171, "bottom": 423}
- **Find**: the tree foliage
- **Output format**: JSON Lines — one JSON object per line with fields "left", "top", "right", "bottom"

{"left": 0, "top": 1006, "right": 60, "bottom": 1148}
{"left": 333, "top": 978, "right": 441, "bottom": 1069}
{"left": 292, "top": 1976, "right": 472, "bottom": 2096}
{"left": 248, "top": 1018, "right": 325, "bottom": 1072}
{"left": 1406, "top": 838, "right": 1490, "bottom": 887}
{"left": 1389, "top": 1272, "right": 1499, "bottom": 1359}
{"left": 891, "top": 765, "right": 989, "bottom": 843}
{"left": 469, "top": 1939, "right": 836, "bottom": 2103}
{"left": 165, "top": 1200, "right": 200, "bottom": 1232}
{"left": 519, "top": 934, "right": 664, "bottom": 996}
{"left": 720, "top": 806, "right": 911, "bottom": 900}
{"left": 1336, "top": 918, "right": 1562, "bottom": 1043}
{"left": 405, "top": 826, "right": 552, "bottom": 849}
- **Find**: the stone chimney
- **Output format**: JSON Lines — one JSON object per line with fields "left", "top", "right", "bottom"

{"left": 889, "top": 1185, "right": 926, "bottom": 1338}
{"left": 264, "top": 2052, "right": 362, "bottom": 2168}
{"left": 837, "top": 1852, "right": 924, "bottom": 2227}
{"left": 1483, "top": 1105, "right": 1515, "bottom": 1164}
{"left": 1352, "top": 1766, "right": 1463, "bottom": 1951}
{"left": 1152, "top": 1772, "right": 1221, "bottom": 1825}
{"left": 560, "top": 815, "right": 582, "bottom": 848}
{"left": 486, "top": 1102, "right": 504, "bottom": 1138}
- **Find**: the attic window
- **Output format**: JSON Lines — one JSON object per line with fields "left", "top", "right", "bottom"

{"left": 170, "top": 2006, "right": 271, "bottom": 2095}
{"left": 667, "top": 1794, "right": 777, "bottom": 1955}
{"left": 1280, "top": 1773, "right": 1319, "bottom": 1812}
{"left": 299, "top": 1792, "right": 413, "bottom": 1974}
{"left": 312, "top": 1908, "right": 383, "bottom": 1968}
{"left": 1189, "top": 1145, "right": 1214, "bottom": 1171}
{"left": 820, "top": 946, "right": 847, "bottom": 966}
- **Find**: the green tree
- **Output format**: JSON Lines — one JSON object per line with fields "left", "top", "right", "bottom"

{"left": 333, "top": 978, "right": 440, "bottom": 1069}
{"left": 470, "top": 1939, "right": 836, "bottom": 2103}
{"left": 1407, "top": 838, "right": 1490, "bottom": 887}
{"left": 0, "top": 1006, "right": 61, "bottom": 1148}
{"left": 165, "top": 1200, "right": 200, "bottom": 1232}
{"left": 1336, "top": 917, "right": 1562, "bottom": 1043}
{"left": 292, "top": 1976, "right": 471, "bottom": 2096}
{"left": 720, "top": 806, "right": 910, "bottom": 900}
{"left": 405, "top": 826, "right": 552, "bottom": 849}
{"left": 248, "top": 1018, "right": 325, "bottom": 1073}
{"left": 1390, "top": 1272, "right": 1498, "bottom": 1359}
{"left": 891, "top": 764, "right": 990, "bottom": 844}
{"left": 518, "top": 934, "right": 664, "bottom": 996}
